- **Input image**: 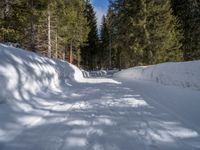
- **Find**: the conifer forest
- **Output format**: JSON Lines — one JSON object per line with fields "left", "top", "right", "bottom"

{"left": 0, "top": 0, "right": 200, "bottom": 70}
{"left": 1, "top": 1, "right": 200, "bottom": 150}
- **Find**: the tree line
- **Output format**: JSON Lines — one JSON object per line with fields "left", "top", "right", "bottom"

{"left": 0, "top": 0, "right": 200, "bottom": 70}
{"left": 99, "top": 0, "right": 200, "bottom": 69}
{"left": 0, "top": 0, "right": 90, "bottom": 65}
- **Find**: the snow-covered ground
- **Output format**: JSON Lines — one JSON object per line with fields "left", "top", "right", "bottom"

{"left": 114, "top": 61, "right": 200, "bottom": 90}
{"left": 0, "top": 44, "right": 200, "bottom": 150}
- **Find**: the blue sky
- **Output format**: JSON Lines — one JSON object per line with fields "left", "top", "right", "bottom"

{"left": 91, "top": 0, "right": 109, "bottom": 29}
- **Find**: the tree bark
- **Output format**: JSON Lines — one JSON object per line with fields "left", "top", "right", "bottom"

{"left": 3, "top": 0, "right": 9, "bottom": 42}
{"left": 143, "top": 0, "right": 150, "bottom": 45}
{"left": 55, "top": 30, "right": 58, "bottom": 59}
{"left": 30, "top": 0, "right": 35, "bottom": 51}
{"left": 77, "top": 48, "right": 81, "bottom": 67}
{"left": 47, "top": 2, "right": 51, "bottom": 58}
{"left": 63, "top": 47, "right": 66, "bottom": 61}
{"left": 69, "top": 40, "right": 73, "bottom": 63}
{"left": 4, "top": 0, "right": 9, "bottom": 18}
{"left": 109, "top": 33, "right": 112, "bottom": 69}
{"left": 117, "top": 49, "right": 122, "bottom": 71}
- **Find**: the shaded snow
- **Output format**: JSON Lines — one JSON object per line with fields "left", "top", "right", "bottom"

{"left": 0, "top": 44, "right": 200, "bottom": 150}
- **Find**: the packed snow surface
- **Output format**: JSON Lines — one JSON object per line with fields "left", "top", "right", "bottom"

{"left": 0, "top": 44, "right": 200, "bottom": 150}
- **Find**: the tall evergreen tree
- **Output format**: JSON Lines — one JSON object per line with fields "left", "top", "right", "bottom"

{"left": 108, "top": 0, "right": 183, "bottom": 69}
{"left": 108, "top": 0, "right": 128, "bottom": 69}
{"left": 81, "top": 0, "right": 99, "bottom": 70}
{"left": 171, "top": 0, "right": 200, "bottom": 60}
{"left": 142, "top": 0, "right": 183, "bottom": 64}
{"left": 0, "top": 0, "right": 89, "bottom": 63}
{"left": 100, "top": 15, "right": 109, "bottom": 68}
{"left": 104, "top": 6, "right": 119, "bottom": 69}
{"left": 0, "top": 0, "right": 25, "bottom": 43}
{"left": 58, "top": 0, "right": 89, "bottom": 63}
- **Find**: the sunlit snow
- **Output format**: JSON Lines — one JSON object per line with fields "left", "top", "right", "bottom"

{"left": 0, "top": 44, "right": 200, "bottom": 150}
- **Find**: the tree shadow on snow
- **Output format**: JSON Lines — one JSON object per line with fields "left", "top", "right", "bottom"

{"left": 0, "top": 45, "right": 200, "bottom": 150}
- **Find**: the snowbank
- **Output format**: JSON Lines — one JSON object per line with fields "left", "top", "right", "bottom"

{"left": 114, "top": 61, "right": 200, "bottom": 90}
{"left": 82, "top": 69, "right": 119, "bottom": 78}
{"left": 0, "top": 44, "right": 84, "bottom": 103}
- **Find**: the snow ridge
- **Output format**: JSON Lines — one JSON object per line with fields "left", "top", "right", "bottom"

{"left": 0, "top": 44, "right": 83, "bottom": 104}
{"left": 114, "top": 61, "right": 200, "bottom": 90}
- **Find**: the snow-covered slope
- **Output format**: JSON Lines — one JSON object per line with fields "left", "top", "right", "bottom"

{"left": 0, "top": 44, "right": 84, "bottom": 104}
{"left": 114, "top": 61, "right": 200, "bottom": 90}
{"left": 1, "top": 44, "right": 200, "bottom": 150}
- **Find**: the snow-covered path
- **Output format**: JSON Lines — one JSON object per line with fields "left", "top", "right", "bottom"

{"left": 1, "top": 78, "right": 200, "bottom": 150}
{"left": 0, "top": 44, "right": 200, "bottom": 150}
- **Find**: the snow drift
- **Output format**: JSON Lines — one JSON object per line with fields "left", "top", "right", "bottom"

{"left": 115, "top": 61, "right": 200, "bottom": 90}
{"left": 0, "top": 44, "right": 83, "bottom": 104}
{"left": 1, "top": 44, "right": 200, "bottom": 150}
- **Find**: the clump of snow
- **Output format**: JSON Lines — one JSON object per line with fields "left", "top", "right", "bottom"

{"left": 82, "top": 69, "right": 119, "bottom": 78}
{"left": 81, "top": 69, "right": 90, "bottom": 78}
{"left": 90, "top": 70, "right": 107, "bottom": 77}
{"left": 0, "top": 44, "right": 84, "bottom": 103}
{"left": 114, "top": 61, "right": 200, "bottom": 90}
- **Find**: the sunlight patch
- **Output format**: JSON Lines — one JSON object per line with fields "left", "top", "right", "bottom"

{"left": 17, "top": 116, "right": 44, "bottom": 127}
{"left": 147, "top": 121, "right": 199, "bottom": 144}
{"left": 71, "top": 101, "right": 92, "bottom": 110}
{"left": 0, "top": 129, "right": 5, "bottom": 137}
{"left": 65, "top": 137, "right": 87, "bottom": 147}
{"left": 93, "top": 117, "right": 115, "bottom": 126}
{"left": 71, "top": 93, "right": 82, "bottom": 97}
{"left": 67, "top": 120, "right": 90, "bottom": 126}
{"left": 107, "top": 97, "right": 148, "bottom": 108}
{"left": 168, "top": 127, "right": 199, "bottom": 139}
{"left": 15, "top": 102, "right": 33, "bottom": 112}
{"left": 0, "top": 65, "right": 18, "bottom": 90}
{"left": 123, "top": 98, "right": 148, "bottom": 107}
{"left": 87, "top": 127, "right": 104, "bottom": 136}
{"left": 148, "top": 130, "right": 174, "bottom": 143}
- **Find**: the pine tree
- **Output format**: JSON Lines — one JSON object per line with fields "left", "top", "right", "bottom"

{"left": 143, "top": 0, "right": 183, "bottom": 64}
{"left": 81, "top": 0, "right": 99, "bottom": 70}
{"left": 108, "top": 0, "right": 128, "bottom": 69}
{"left": 100, "top": 15, "right": 109, "bottom": 68}
{"left": 0, "top": 0, "right": 89, "bottom": 63}
{"left": 0, "top": 0, "right": 24, "bottom": 43}
{"left": 58, "top": 0, "right": 89, "bottom": 63}
{"left": 105, "top": 6, "right": 119, "bottom": 69}
{"left": 108, "top": 0, "right": 183, "bottom": 69}
{"left": 171, "top": 0, "right": 200, "bottom": 60}
{"left": 27, "top": 0, "right": 47, "bottom": 52}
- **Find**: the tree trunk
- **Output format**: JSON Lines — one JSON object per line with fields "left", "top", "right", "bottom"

{"left": 109, "top": 33, "right": 112, "bottom": 69}
{"left": 3, "top": 0, "right": 9, "bottom": 42}
{"left": 30, "top": 0, "right": 35, "bottom": 51}
{"left": 143, "top": 0, "right": 150, "bottom": 44}
{"left": 55, "top": 30, "right": 58, "bottom": 59}
{"left": 69, "top": 40, "right": 73, "bottom": 63}
{"left": 142, "top": 0, "right": 151, "bottom": 63}
{"left": 77, "top": 48, "right": 81, "bottom": 67}
{"left": 4, "top": 0, "right": 9, "bottom": 19}
{"left": 47, "top": 2, "right": 51, "bottom": 58}
{"left": 117, "top": 49, "right": 122, "bottom": 71}
{"left": 63, "top": 47, "right": 66, "bottom": 61}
